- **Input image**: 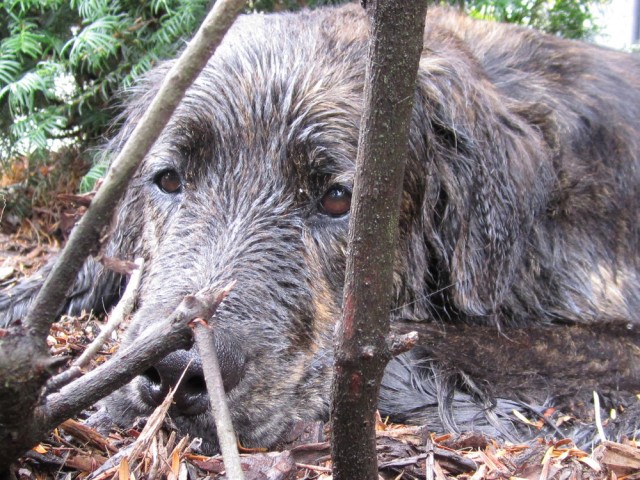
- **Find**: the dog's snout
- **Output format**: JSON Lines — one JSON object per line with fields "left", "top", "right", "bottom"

{"left": 138, "top": 345, "right": 244, "bottom": 416}
{"left": 138, "top": 350, "right": 208, "bottom": 416}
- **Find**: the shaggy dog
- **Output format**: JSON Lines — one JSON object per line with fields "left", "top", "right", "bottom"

{"left": 2, "top": 4, "right": 640, "bottom": 451}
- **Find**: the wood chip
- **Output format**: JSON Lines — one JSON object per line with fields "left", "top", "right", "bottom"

{"left": 594, "top": 440, "right": 640, "bottom": 475}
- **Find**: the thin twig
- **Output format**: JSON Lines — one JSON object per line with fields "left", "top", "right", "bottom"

{"left": 23, "top": 0, "right": 248, "bottom": 340}
{"left": 191, "top": 281, "right": 244, "bottom": 480}
{"left": 45, "top": 258, "right": 144, "bottom": 393}
{"left": 125, "top": 362, "right": 191, "bottom": 475}
{"left": 39, "top": 287, "right": 230, "bottom": 431}
{"left": 75, "top": 258, "right": 144, "bottom": 368}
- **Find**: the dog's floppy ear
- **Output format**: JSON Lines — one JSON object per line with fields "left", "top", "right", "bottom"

{"left": 0, "top": 186, "right": 144, "bottom": 328}
{"left": 415, "top": 53, "right": 554, "bottom": 322}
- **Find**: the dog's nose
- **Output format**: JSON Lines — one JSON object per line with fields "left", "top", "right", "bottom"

{"left": 138, "top": 345, "right": 244, "bottom": 416}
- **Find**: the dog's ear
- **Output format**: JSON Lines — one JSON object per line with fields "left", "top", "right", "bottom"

{"left": 0, "top": 182, "right": 145, "bottom": 327}
{"left": 414, "top": 53, "right": 554, "bottom": 322}
{"left": 0, "top": 256, "right": 123, "bottom": 327}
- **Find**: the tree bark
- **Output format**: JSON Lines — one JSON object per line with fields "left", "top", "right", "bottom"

{"left": 330, "top": 2, "right": 427, "bottom": 479}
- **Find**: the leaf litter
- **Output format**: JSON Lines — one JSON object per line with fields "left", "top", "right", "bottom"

{"left": 2, "top": 206, "right": 640, "bottom": 480}
{"left": 13, "top": 313, "right": 640, "bottom": 480}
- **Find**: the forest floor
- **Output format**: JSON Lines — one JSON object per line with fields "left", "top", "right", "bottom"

{"left": 1, "top": 193, "right": 639, "bottom": 479}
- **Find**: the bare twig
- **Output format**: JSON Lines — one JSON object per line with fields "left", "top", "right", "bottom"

{"left": 330, "top": 2, "right": 428, "bottom": 479}
{"left": 75, "top": 257, "right": 144, "bottom": 368}
{"left": 387, "top": 331, "right": 419, "bottom": 357}
{"left": 39, "top": 287, "right": 230, "bottom": 431}
{"left": 45, "top": 258, "right": 144, "bottom": 393}
{"left": 191, "top": 281, "right": 244, "bottom": 480}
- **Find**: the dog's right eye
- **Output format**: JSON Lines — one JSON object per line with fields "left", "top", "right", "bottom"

{"left": 155, "top": 170, "right": 182, "bottom": 194}
{"left": 320, "top": 184, "right": 351, "bottom": 217}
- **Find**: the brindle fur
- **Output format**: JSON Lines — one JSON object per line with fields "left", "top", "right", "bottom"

{"left": 2, "top": 4, "right": 640, "bottom": 451}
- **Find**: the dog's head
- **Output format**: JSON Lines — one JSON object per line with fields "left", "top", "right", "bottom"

{"left": 104, "top": 5, "right": 549, "bottom": 451}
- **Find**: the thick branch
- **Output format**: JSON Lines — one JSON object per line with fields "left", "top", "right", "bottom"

{"left": 0, "top": 288, "right": 225, "bottom": 470}
{"left": 330, "top": 2, "right": 428, "bottom": 480}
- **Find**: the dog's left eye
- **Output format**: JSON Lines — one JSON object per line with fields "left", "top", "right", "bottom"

{"left": 155, "top": 169, "right": 183, "bottom": 194}
{"left": 320, "top": 184, "right": 351, "bottom": 217}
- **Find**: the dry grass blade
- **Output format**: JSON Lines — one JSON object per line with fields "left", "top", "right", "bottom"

{"left": 117, "top": 362, "right": 191, "bottom": 477}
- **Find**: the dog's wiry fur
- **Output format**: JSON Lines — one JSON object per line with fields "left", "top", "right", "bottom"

{"left": 2, "top": 5, "right": 640, "bottom": 451}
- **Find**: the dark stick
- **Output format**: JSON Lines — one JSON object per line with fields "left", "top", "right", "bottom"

{"left": 329, "top": 1, "right": 428, "bottom": 479}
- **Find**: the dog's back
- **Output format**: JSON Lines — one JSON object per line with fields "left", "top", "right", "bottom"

{"left": 415, "top": 7, "right": 640, "bottom": 327}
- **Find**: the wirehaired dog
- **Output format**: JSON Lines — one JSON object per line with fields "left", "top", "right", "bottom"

{"left": 2, "top": 4, "right": 640, "bottom": 451}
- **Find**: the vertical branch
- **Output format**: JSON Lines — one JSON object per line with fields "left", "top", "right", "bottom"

{"left": 191, "top": 282, "right": 245, "bottom": 480}
{"left": 330, "top": 1, "right": 427, "bottom": 479}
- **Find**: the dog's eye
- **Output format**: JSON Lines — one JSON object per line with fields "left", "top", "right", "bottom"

{"left": 155, "top": 170, "right": 182, "bottom": 194}
{"left": 320, "top": 184, "right": 351, "bottom": 217}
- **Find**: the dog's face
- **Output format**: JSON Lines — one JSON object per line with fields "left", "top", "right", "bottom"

{"left": 106, "top": 7, "right": 380, "bottom": 451}
{"left": 103, "top": 5, "right": 559, "bottom": 451}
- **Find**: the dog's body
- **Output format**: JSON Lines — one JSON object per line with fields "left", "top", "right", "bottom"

{"left": 2, "top": 4, "right": 640, "bottom": 451}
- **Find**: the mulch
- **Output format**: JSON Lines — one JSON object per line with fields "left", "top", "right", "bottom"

{"left": 1, "top": 224, "right": 639, "bottom": 480}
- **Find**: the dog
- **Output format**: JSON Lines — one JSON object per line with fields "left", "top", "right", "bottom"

{"left": 2, "top": 3, "right": 640, "bottom": 452}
